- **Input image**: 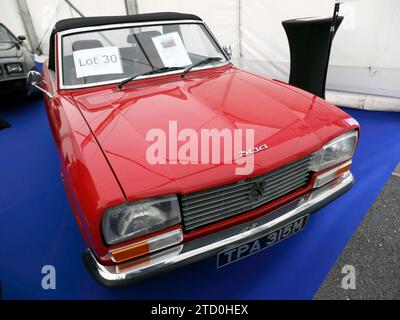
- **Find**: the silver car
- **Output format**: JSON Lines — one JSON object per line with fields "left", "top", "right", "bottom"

{"left": 0, "top": 23, "right": 36, "bottom": 100}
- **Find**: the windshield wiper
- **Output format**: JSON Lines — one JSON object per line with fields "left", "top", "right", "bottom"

{"left": 180, "top": 57, "right": 223, "bottom": 78}
{"left": 118, "top": 66, "right": 185, "bottom": 89}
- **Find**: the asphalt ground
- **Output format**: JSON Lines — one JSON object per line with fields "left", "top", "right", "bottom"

{"left": 315, "top": 163, "right": 400, "bottom": 299}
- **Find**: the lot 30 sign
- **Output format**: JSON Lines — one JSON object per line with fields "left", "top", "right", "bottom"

{"left": 73, "top": 46, "right": 123, "bottom": 78}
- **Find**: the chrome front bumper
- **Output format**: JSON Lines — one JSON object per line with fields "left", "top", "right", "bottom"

{"left": 83, "top": 172, "right": 354, "bottom": 287}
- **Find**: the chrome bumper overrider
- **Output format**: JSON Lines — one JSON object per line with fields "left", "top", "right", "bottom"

{"left": 83, "top": 172, "right": 354, "bottom": 287}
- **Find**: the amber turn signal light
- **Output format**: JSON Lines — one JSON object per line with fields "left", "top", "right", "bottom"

{"left": 111, "top": 228, "right": 183, "bottom": 263}
{"left": 111, "top": 241, "right": 150, "bottom": 263}
{"left": 313, "top": 160, "right": 352, "bottom": 188}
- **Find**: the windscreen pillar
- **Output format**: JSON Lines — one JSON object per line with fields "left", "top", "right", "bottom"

{"left": 282, "top": 17, "right": 343, "bottom": 99}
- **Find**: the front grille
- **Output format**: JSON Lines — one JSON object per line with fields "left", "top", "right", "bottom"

{"left": 181, "top": 154, "right": 313, "bottom": 231}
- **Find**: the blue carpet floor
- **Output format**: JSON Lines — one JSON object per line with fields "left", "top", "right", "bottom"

{"left": 1, "top": 83, "right": 400, "bottom": 299}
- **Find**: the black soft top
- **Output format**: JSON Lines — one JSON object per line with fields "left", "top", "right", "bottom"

{"left": 48, "top": 12, "right": 202, "bottom": 71}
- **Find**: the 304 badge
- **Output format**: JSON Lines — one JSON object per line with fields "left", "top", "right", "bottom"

{"left": 217, "top": 215, "right": 309, "bottom": 268}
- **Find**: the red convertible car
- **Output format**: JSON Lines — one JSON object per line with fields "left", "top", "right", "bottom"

{"left": 27, "top": 12, "right": 359, "bottom": 287}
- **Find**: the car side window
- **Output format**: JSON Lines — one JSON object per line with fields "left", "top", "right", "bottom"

{"left": 0, "top": 26, "right": 11, "bottom": 42}
{"left": 0, "top": 25, "right": 14, "bottom": 51}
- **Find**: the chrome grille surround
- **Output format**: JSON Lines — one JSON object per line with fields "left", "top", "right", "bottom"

{"left": 181, "top": 155, "right": 313, "bottom": 231}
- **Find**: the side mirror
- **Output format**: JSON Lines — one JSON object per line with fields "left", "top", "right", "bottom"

{"left": 18, "top": 35, "right": 26, "bottom": 43}
{"left": 26, "top": 70, "right": 53, "bottom": 98}
{"left": 223, "top": 45, "right": 232, "bottom": 60}
{"left": 26, "top": 70, "right": 41, "bottom": 90}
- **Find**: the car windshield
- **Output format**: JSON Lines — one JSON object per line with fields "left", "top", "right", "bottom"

{"left": 0, "top": 25, "right": 15, "bottom": 50}
{"left": 61, "top": 23, "right": 228, "bottom": 87}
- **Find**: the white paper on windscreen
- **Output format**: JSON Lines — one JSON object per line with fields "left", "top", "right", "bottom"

{"left": 73, "top": 46, "right": 123, "bottom": 78}
{"left": 152, "top": 32, "right": 192, "bottom": 67}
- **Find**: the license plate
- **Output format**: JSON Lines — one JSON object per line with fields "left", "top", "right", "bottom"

{"left": 217, "top": 215, "right": 309, "bottom": 268}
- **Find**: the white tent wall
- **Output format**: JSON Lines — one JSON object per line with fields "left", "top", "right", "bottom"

{"left": 137, "top": 0, "right": 240, "bottom": 62}
{"left": 138, "top": 0, "right": 400, "bottom": 110}
{"left": 240, "top": 0, "right": 400, "bottom": 99}
{"left": 0, "top": 0, "right": 127, "bottom": 55}
{"left": 328, "top": 0, "right": 400, "bottom": 98}
{"left": 24, "top": 0, "right": 127, "bottom": 55}
{"left": 1, "top": 0, "right": 32, "bottom": 50}
{"left": 0, "top": 0, "right": 398, "bottom": 110}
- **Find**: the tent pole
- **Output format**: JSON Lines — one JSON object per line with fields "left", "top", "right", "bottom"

{"left": 16, "top": 0, "right": 42, "bottom": 54}
{"left": 64, "top": 0, "right": 84, "bottom": 17}
{"left": 125, "top": 0, "right": 139, "bottom": 15}
{"left": 238, "top": 0, "right": 243, "bottom": 59}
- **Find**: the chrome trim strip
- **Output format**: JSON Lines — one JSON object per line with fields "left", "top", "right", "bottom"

{"left": 83, "top": 172, "right": 354, "bottom": 287}
{"left": 57, "top": 20, "right": 203, "bottom": 37}
{"left": 33, "top": 84, "right": 54, "bottom": 98}
{"left": 56, "top": 20, "right": 230, "bottom": 90}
